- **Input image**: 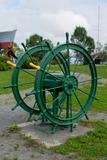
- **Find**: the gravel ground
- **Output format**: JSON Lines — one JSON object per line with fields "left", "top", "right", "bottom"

{"left": 0, "top": 103, "right": 65, "bottom": 160}
{"left": 0, "top": 90, "right": 107, "bottom": 160}
{"left": 0, "top": 94, "right": 77, "bottom": 160}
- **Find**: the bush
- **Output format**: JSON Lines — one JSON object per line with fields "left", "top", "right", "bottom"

{"left": 0, "top": 55, "right": 11, "bottom": 71}
{"left": 0, "top": 62, "right": 9, "bottom": 71}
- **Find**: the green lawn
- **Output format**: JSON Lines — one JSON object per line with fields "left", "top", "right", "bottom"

{"left": 91, "top": 85, "right": 107, "bottom": 112}
{"left": 0, "top": 70, "right": 12, "bottom": 87}
{"left": 0, "top": 65, "right": 107, "bottom": 89}
{"left": 51, "top": 120, "right": 107, "bottom": 160}
{"left": 96, "top": 65, "right": 107, "bottom": 79}
{"left": 0, "top": 65, "right": 107, "bottom": 112}
{"left": 0, "top": 70, "right": 13, "bottom": 94}
{"left": 50, "top": 64, "right": 107, "bottom": 78}
{"left": 70, "top": 64, "right": 107, "bottom": 79}
{"left": 49, "top": 64, "right": 107, "bottom": 160}
{"left": 46, "top": 84, "right": 107, "bottom": 113}
{"left": 0, "top": 69, "right": 35, "bottom": 94}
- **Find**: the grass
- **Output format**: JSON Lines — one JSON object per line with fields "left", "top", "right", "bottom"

{"left": 3, "top": 156, "right": 19, "bottom": 160}
{"left": 50, "top": 64, "right": 107, "bottom": 78}
{"left": 0, "top": 70, "right": 13, "bottom": 94}
{"left": 8, "top": 124, "right": 21, "bottom": 133}
{"left": 0, "top": 65, "right": 107, "bottom": 112}
{"left": 71, "top": 64, "right": 107, "bottom": 79}
{"left": 91, "top": 85, "right": 107, "bottom": 112}
{"left": 13, "top": 143, "right": 20, "bottom": 151}
{"left": 45, "top": 84, "right": 107, "bottom": 113}
{"left": 0, "top": 69, "right": 35, "bottom": 94}
{"left": 96, "top": 65, "right": 107, "bottom": 79}
{"left": 20, "top": 133, "right": 39, "bottom": 148}
{"left": 0, "top": 65, "right": 107, "bottom": 94}
{"left": 20, "top": 133, "right": 45, "bottom": 152}
{"left": 51, "top": 120, "right": 107, "bottom": 160}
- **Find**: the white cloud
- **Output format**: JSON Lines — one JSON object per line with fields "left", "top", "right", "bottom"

{"left": 40, "top": 10, "right": 89, "bottom": 43}
{"left": 2, "top": 0, "right": 107, "bottom": 45}
{"left": 42, "top": 11, "right": 89, "bottom": 33}
{"left": 0, "top": 7, "right": 89, "bottom": 45}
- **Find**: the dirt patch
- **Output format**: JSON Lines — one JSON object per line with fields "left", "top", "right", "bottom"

{"left": 17, "top": 121, "right": 94, "bottom": 148}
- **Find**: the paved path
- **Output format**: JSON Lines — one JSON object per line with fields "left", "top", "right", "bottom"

{"left": 0, "top": 104, "right": 27, "bottom": 131}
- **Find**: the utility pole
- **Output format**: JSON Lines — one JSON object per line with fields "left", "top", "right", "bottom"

{"left": 97, "top": 5, "right": 101, "bottom": 53}
{"left": 98, "top": 5, "right": 100, "bottom": 43}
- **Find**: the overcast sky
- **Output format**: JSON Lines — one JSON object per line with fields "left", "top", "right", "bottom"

{"left": 0, "top": 0, "right": 107, "bottom": 46}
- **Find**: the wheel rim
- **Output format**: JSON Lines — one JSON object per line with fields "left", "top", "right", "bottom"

{"left": 35, "top": 43, "right": 97, "bottom": 126}
{"left": 11, "top": 45, "right": 49, "bottom": 115}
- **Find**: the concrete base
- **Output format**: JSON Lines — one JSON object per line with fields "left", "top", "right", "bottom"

{"left": 17, "top": 121, "right": 93, "bottom": 148}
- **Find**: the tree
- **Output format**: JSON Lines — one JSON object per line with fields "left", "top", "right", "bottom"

{"left": 85, "top": 36, "right": 95, "bottom": 53}
{"left": 42, "top": 39, "right": 53, "bottom": 48}
{"left": 26, "top": 34, "right": 53, "bottom": 48}
{"left": 26, "top": 34, "right": 43, "bottom": 48}
{"left": 71, "top": 26, "right": 87, "bottom": 42}
{"left": 103, "top": 43, "right": 107, "bottom": 53}
{"left": 71, "top": 26, "right": 95, "bottom": 53}
{"left": 25, "top": 34, "right": 53, "bottom": 63}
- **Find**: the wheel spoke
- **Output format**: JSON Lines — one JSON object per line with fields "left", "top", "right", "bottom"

{"left": 41, "top": 85, "right": 64, "bottom": 93}
{"left": 4, "top": 81, "right": 34, "bottom": 89}
{"left": 17, "top": 81, "right": 34, "bottom": 87}
{"left": 57, "top": 61, "right": 65, "bottom": 75}
{"left": 25, "top": 89, "right": 35, "bottom": 96}
{"left": 32, "top": 101, "right": 37, "bottom": 109}
{"left": 79, "top": 77, "right": 101, "bottom": 84}
{"left": 16, "top": 66, "right": 36, "bottom": 77}
{"left": 69, "top": 95, "right": 72, "bottom": 118}
{"left": 17, "top": 63, "right": 63, "bottom": 81}
{"left": 11, "top": 94, "right": 29, "bottom": 111}
{"left": 74, "top": 93, "right": 89, "bottom": 120}
{"left": 66, "top": 95, "right": 72, "bottom": 118}
{"left": 25, "top": 85, "right": 64, "bottom": 96}
{"left": 78, "top": 79, "right": 92, "bottom": 84}
{"left": 48, "top": 48, "right": 66, "bottom": 75}
{"left": 41, "top": 68, "right": 63, "bottom": 81}
{"left": 72, "top": 57, "right": 79, "bottom": 76}
{"left": 55, "top": 56, "right": 65, "bottom": 75}
{"left": 25, "top": 51, "right": 36, "bottom": 64}
{"left": 67, "top": 48, "right": 70, "bottom": 74}
{"left": 77, "top": 87, "right": 97, "bottom": 99}
{"left": 77, "top": 87, "right": 90, "bottom": 96}
{"left": 61, "top": 53, "right": 76, "bottom": 68}
{"left": 16, "top": 93, "right": 29, "bottom": 107}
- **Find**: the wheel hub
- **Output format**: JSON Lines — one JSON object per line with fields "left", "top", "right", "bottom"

{"left": 64, "top": 75, "right": 78, "bottom": 95}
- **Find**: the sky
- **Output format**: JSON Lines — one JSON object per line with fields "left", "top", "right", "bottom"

{"left": 0, "top": 0, "right": 107, "bottom": 46}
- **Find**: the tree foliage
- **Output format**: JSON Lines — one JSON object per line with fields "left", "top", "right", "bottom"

{"left": 72, "top": 26, "right": 87, "bottom": 42}
{"left": 85, "top": 36, "right": 95, "bottom": 52}
{"left": 26, "top": 34, "right": 43, "bottom": 48}
{"left": 0, "top": 55, "right": 11, "bottom": 71}
{"left": 26, "top": 34, "right": 53, "bottom": 48}
{"left": 25, "top": 34, "right": 53, "bottom": 64}
{"left": 71, "top": 26, "right": 95, "bottom": 53}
